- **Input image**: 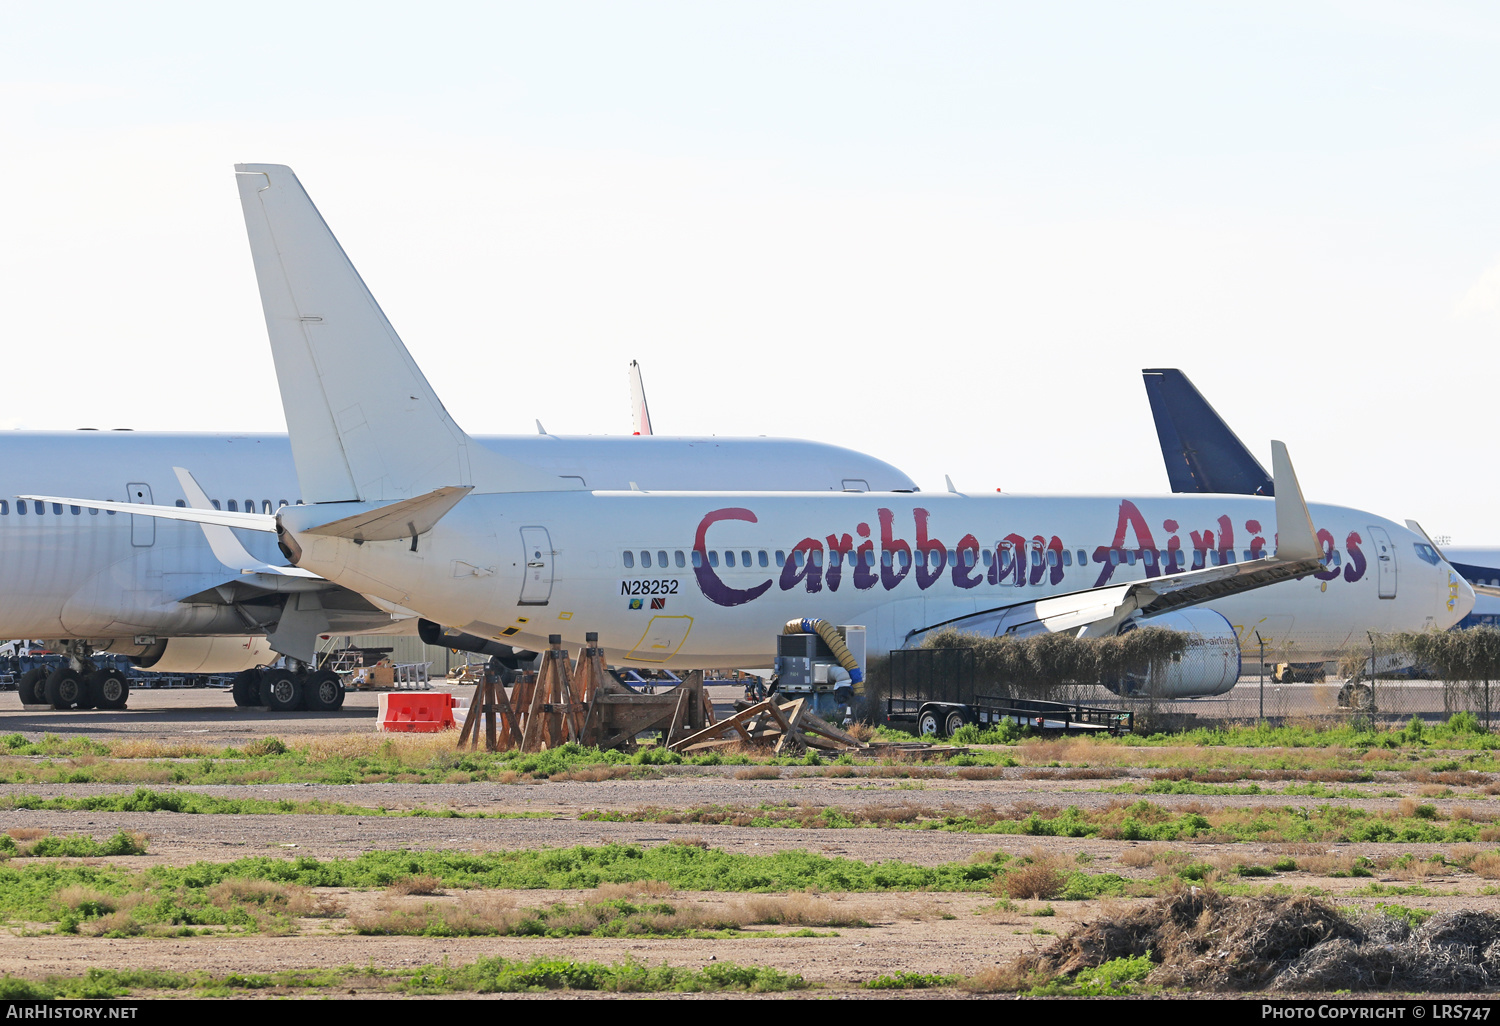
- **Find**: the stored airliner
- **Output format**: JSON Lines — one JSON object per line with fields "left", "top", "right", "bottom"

{"left": 23, "top": 165, "right": 1473, "bottom": 711}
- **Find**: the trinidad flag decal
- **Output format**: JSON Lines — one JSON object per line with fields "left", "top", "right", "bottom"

{"left": 651, "top": 597, "right": 666, "bottom": 610}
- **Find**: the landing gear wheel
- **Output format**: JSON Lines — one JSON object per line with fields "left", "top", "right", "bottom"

{"left": 259, "top": 669, "right": 304, "bottom": 712}
{"left": 230, "top": 669, "right": 262, "bottom": 707}
{"left": 944, "top": 710, "right": 967, "bottom": 738}
{"left": 89, "top": 669, "right": 130, "bottom": 710}
{"left": 17, "top": 668, "right": 45, "bottom": 705}
{"left": 304, "top": 669, "right": 344, "bottom": 712}
{"left": 43, "top": 667, "right": 86, "bottom": 710}
{"left": 918, "top": 709, "right": 942, "bottom": 738}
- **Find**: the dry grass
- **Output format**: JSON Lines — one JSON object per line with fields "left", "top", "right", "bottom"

{"left": 594, "top": 881, "right": 673, "bottom": 900}
{"left": 1117, "top": 845, "right": 1189, "bottom": 871}
{"left": 734, "top": 767, "right": 781, "bottom": 780}
{"left": 55, "top": 886, "right": 118, "bottom": 914}
{"left": 738, "top": 893, "right": 871, "bottom": 927}
{"left": 107, "top": 739, "right": 216, "bottom": 759}
{"left": 1294, "top": 853, "right": 1360, "bottom": 877}
{"left": 7, "top": 828, "right": 48, "bottom": 842}
{"left": 1468, "top": 852, "right": 1500, "bottom": 879}
{"left": 387, "top": 875, "right": 445, "bottom": 896}
{"left": 550, "top": 766, "right": 634, "bottom": 782}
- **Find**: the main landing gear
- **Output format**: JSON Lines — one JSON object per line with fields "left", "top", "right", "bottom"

{"left": 18, "top": 647, "right": 131, "bottom": 711}
{"left": 229, "top": 665, "right": 345, "bottom": 713}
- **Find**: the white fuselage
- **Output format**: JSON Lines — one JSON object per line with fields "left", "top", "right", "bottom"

{"left": 283, "top": 489, "right": 1474, "bottom": 668}
{"left": 0, "top": 431, "right": 917, "bottom": 645}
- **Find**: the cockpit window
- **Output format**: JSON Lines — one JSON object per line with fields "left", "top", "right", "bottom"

{"left": 1414, "top": 543, "right": 1442, "bottom": 567}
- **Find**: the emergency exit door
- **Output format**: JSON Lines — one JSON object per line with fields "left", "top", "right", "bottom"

{"left": 127, "top": 482, "right": 154, "bottom": 547}
{"left": 518, "top": 527, "right": 553, "bottom": 605}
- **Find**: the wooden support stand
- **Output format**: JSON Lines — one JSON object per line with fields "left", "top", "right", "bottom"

{"left": 456, "top": 632, "right": 719, "bottom": 754}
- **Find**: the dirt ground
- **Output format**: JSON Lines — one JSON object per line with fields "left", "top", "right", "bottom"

{"left": 1, "top": 690, "right": 1497, "bottom": 997}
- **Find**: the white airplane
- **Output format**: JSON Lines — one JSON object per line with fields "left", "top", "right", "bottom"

{"left": 27, "top": 164, "right": 1474, "bottom": 710}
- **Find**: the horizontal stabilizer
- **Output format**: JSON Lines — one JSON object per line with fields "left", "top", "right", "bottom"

{"left": 301, "top": 485, "right": 473, "bottom": 542}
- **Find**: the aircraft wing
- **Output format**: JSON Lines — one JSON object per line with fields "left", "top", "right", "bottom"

{"left": 909, "top": 440, "right": 1322, "bottom": 643}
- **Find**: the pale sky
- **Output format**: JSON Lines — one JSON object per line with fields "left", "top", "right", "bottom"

{"left": 2, "top": 2, "right": 1498, "bottom": 539}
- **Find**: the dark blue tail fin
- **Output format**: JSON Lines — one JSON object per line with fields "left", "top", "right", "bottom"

{"left": 1142, "top": 368, "right": 1273, "bottom": 496}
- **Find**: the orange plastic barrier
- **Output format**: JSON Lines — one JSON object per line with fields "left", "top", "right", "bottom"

{"left": 377, "top": 692, "right": 457, "bottom": 732}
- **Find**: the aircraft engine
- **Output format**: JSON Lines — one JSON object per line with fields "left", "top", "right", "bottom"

{"left": 1102, "top": 608, "right": 1242, "bottom": 699}
{"left": 130, "top": 637, "right": 277, "bottom": 674}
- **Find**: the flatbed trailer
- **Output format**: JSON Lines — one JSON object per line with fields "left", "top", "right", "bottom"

{"left": 884, "top": 647, "right": 1133, "bottom": 738}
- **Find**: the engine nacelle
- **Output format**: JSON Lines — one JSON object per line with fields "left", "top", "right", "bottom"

{"left": 1103, "top": 608, "right": 1242, "bottom": 699}
{"left": 130, "top": 637, "right": 276, "bottom": 674}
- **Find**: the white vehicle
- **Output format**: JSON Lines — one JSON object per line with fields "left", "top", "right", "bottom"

{"left": 28, "top": 163, "right": 1473, "bottom": 708}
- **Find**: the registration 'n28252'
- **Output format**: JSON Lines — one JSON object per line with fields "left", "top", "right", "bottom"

{"left": 621, "top": 580, "right": 679, "bottom": 596}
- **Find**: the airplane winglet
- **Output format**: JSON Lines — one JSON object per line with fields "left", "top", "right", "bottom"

{"left": 1270, "top": 440, "right": 1320, "bottom": 562}
{"left": 629, "top": 360, "right": 654, "bottom": 436}
{"left": 172, "top": 468, "right": 320, "bottom": 578}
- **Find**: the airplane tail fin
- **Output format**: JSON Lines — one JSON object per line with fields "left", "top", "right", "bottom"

{"left": 1141, "top": 368, "right": 1273, "bottom": 496}
{"left": 234, "top": 164, "right": 573, "bottom": 503}
{"left": 628, "top": 360, "right": 654, "bottom": 435}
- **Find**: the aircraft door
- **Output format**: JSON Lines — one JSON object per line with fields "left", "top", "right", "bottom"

{"left": 127, "top": 483, "right": 154, "bottom": 547}
{"left": 518, "top": 527, "right": 553, "bottom": 605}
{"left": 1368, "top": 526, "right": 1397, "bottom": 599}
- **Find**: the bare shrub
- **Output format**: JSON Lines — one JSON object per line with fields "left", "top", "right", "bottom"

{"left": 1469, "top": 852, "right": 1500, "bottom": 879}
{"left": 1001, "top": 856, "right": 1065, "bottom": 900}
{"left": 208, "top": 879, "right": 290, "bottom": 908}
{"left": 734, "top": 767, "right": 781, "bottom": 780}
{"left": 1295, "top": 854, "right": 1357, "bottom": 877}
{"left": 387, "top": 874, "right": 445, "bottom": 896}
{"left": 77, "top": 910, "right": 140, "bottom": 937}
{"left": 740, "top": 894, "right": 868, "bottom": 927}
{"left": 55, "top": 886, "right": 116, "bottom": 913}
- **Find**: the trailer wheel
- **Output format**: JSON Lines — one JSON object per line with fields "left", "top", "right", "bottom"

{"left": 17, "top": 668, "right": 45, "bottom": 705}
{"left": 944, "top": 710, "right": 967, "bottom": 737}
{"left": 918, "top": 709, "right": 942, "bottom": 738}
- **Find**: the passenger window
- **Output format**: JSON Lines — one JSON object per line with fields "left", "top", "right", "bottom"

{"left": 1062, "top": 550, "right": 1072, "bottom": 567}
{"left": 692, "top": 550, "right": 703, "bottom": 568}
{"left": 658, "top": 550, "right": 668, "bottom": 568}
{"left": 1125, "top": 550, "right": 1136, "bottom": 566}
{"left": 725, "top": 550, "right": 735, "bottom": 567}
{"left": 741, "top": 549, "right": 752, "bottom": 567}
{"left": 1077, "top": 549, "right": 1087, "bottom": 565}
{"left": 1031, "top": 550, "right": 1042, "bottom": 567}
{"left": 227, "top": 500, "right": 238, "bottom": 512}
{"left": 758, "top": 551, "right": 768, "bottom": 567}
{"left": 963, "top": 549, "right": 976, "bottom": 568}
{"left": 641, "top": 550, "right": 652, "bottom": 568}
{"left": 675, "top": 550, "right": 685, "bottom": 568}
{"left": 897, "top": 550, "right": 910, "bottom": 569}
{"left": 623, "top": 551, "right": 634, "bottom": 568}
{"left": 70, "top": 506, "right": 79, "bottom": 515}
{"left": 1046, "top": 550, "right": 1057, "bottom": 567}
{"left": 811, "top": 550, "right": 823, "bottom": 567}
{"left": 210, "top": 499, "right": 221, "bottom": 510}
{"left": 244, "top": 500, "right": 253, "bottom": 514}
{"left": 279, "top": 500, "right": 288, "bottom": 509}
{"left": 793, "top": 550, "right": 804, "bottom": 568}
{"left": 775, "top": 550, "right": 785, "bottom": 566}
{"left": 982, "top": 550, "right": 993, "bottom": 568}
{"left": 263, "top": 500, "right": 272, "bottom": 514}
{"left": 709, "top": 551, "right": 719, "bottom": 567}
{"left": 1109, "top": 550, "right": 1120, "bottom": 566}
{"left": 175, "top": 500, "right": 186, "bottom": 508}
{"left": 52, "top": 504, "right": 61, "bottom": 515}
{"left": 1142, "top": 550, "right": 1155, "bottom": 566}
{"left": 15, "top": 499, "right": 24, "bottom": 515}
{"left": 88, "top": 507, "right": 97, "bottom": 515}
{"left": 0, "top": 500, "right": 7, "bottom": 515}
{"left": 947, "top": 549, "right": 956, "bottom": 565}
